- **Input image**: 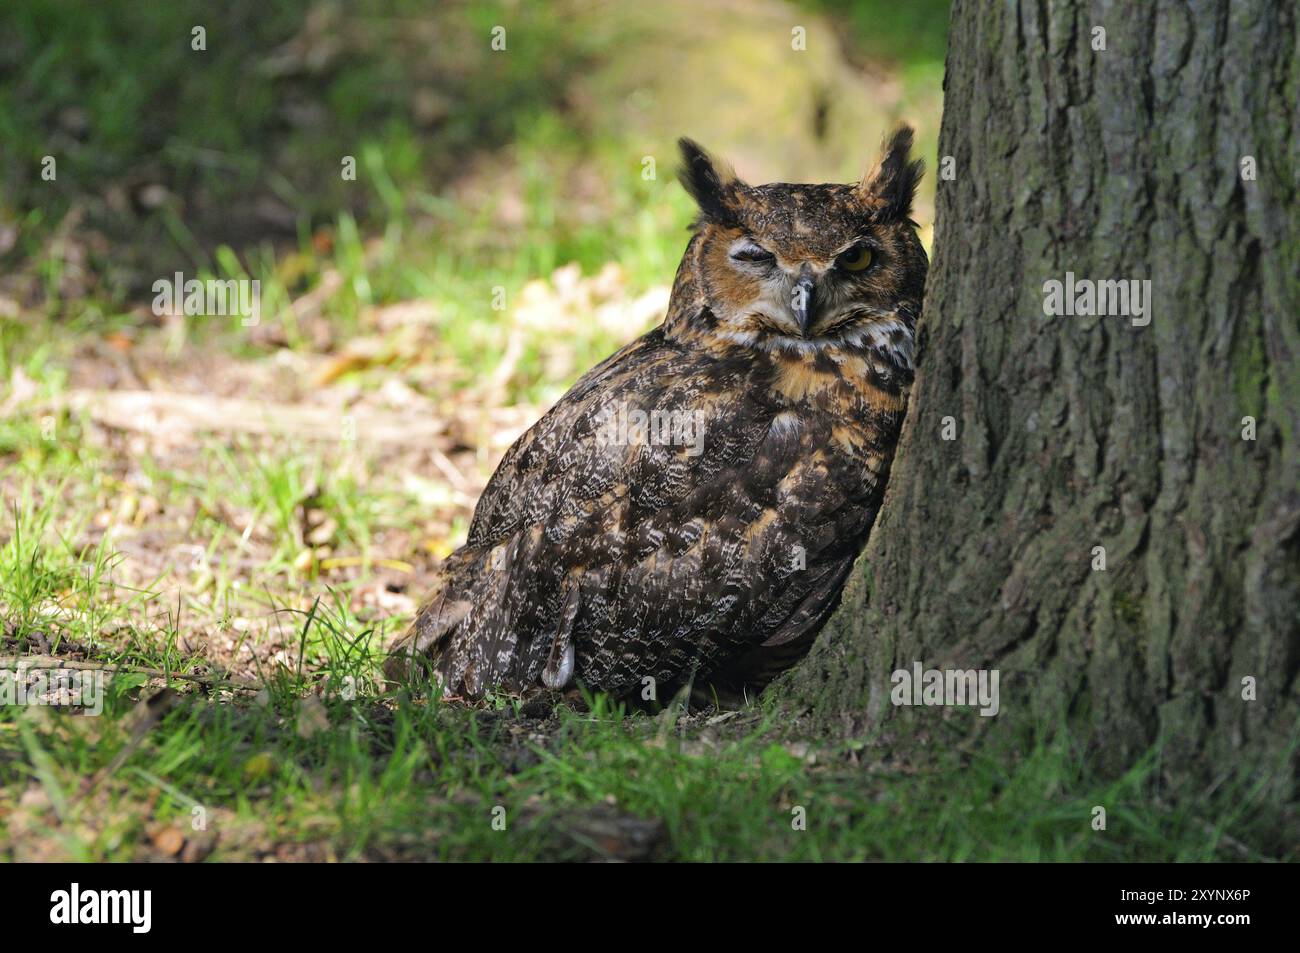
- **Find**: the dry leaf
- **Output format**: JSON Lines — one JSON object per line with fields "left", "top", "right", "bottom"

{"left": 150, "top": 825, "right": 185, "bottom": 857}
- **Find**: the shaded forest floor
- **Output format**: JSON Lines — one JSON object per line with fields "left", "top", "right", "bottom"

{"left": 0, "top": 1, "right": 1285, "bottom": 860}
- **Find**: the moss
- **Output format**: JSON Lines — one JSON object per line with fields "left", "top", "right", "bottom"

{"left": 1229, "top": 315, "right": 1270, "bottom": 410}
{"left": 1113, "top": 590, "right": 1144, "bottom": 629}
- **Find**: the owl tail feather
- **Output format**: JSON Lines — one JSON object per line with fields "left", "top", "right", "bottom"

{"left": 540, "top": 584, "right": 581, "bottom": 690}
{"left": 381, "top": 588, "right": 471, "bottom": 690}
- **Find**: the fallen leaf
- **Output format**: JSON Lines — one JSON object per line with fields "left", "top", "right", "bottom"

{"left": 150, "top": 825, "right": 185, "bottom": 856}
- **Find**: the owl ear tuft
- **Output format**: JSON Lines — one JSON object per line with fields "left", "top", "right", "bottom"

{"left": 677, "top": 138, "right": 745, "bottom": 225}
{"left": 858, "top": 124, "right": 924, "bottom": 219}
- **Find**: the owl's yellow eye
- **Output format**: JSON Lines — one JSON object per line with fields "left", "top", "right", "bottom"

{"left": 837, "top": 245, "right": 874, "bottom": 271}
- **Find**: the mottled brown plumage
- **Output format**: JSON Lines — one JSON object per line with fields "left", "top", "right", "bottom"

{"left": 385, "top": 127, "right": 927, "bottom": 703}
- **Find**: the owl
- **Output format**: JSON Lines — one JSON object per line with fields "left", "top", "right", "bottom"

{"left": 385, "top": 127, "right": 927, "bottom": 704}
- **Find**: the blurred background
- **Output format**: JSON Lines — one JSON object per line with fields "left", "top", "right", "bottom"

{"left": 0, "top": 0, "right": 948, "bottom": 674}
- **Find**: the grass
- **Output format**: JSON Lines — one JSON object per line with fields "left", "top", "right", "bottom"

{"left": 3, "top": 640, "right": 1284, "bottom": 862}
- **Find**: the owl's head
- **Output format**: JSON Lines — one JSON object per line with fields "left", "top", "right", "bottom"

{"left": 671, "top": 126, "right": 927, "bottom": 359}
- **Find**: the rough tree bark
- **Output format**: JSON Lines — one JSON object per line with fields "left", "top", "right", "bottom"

{"left": 781, "top": 0, "right": 1297, "bottom": 822}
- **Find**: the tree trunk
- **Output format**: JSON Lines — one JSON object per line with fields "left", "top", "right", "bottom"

{"left": 781, "top": 0, "right": 1297, "bottom": 818}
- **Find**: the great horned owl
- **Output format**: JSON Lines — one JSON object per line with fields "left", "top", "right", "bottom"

{"left": 385, "top": 127, "right": 927, "bottom": 703}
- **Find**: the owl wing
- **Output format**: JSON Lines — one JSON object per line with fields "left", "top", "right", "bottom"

{"left": 386, "top": 322, "right": 871, "bottom": 697}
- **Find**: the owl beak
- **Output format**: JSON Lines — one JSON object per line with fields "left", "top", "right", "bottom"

{"left": 792, "top": 273, "right": 816, "bottom": 337}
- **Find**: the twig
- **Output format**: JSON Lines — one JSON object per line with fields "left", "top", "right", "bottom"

{"left": 0, "top": 654, "right": 257, "bottom": 690}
